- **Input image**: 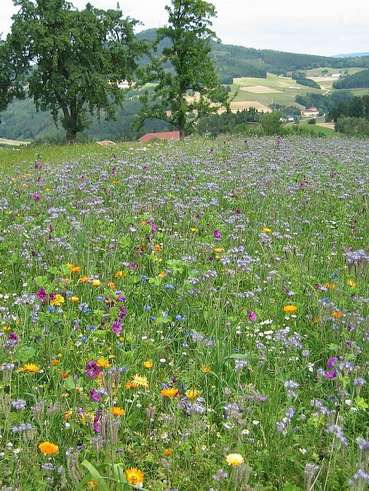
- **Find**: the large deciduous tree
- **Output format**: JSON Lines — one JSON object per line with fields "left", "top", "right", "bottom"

{"left": 5, "top": 0, "right": 145, "bottom": 143}
{"left": 138, "top": 0, "right": 229, "bottom": 138}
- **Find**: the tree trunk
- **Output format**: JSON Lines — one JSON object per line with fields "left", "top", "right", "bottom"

{"left": 66, "top": 126, "right": 77, "bottom": 144}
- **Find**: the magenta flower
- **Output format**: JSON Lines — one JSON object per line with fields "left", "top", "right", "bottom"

{"left": 36, "top": 288, "right": 47, "bottom": 302}
{"left": 247, "top": 311, "right": 257, "bottom": 322}
{"left": 85, "top": 360, "right": 102, "bottom": 379}
{"left": 323, "top": 369, "right": 337, "bottom": 379}
{"left": 213, "top": 229, "right": 222, "bottom": 241}
{"left": 93, "top": 412, "right": 101, "bottom": 433}
{"left": 32, "top": 192, "right": 41, "bottom": 202}
{"left": 90, "top": 389, "right": 102, "bottom": 402}
{"left": 112, "top": 320, "right": 122, "bottom": 335}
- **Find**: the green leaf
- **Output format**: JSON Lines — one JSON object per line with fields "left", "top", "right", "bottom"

{"left": 17, "top": 346, "right": 36, "bottom": 362}
{"left": 81, "top": 460, "right": 110, "bottom": 491}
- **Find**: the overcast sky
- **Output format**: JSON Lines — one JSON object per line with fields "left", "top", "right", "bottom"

{"left": 1, "top": 0, "right": 368, "bottom": 56}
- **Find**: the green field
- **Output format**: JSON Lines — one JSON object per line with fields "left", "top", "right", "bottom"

{"left": 230, "top": 70, "right": 368, "bottom": 110}
{"left": 0, "top": 136, "right": 368, "bottom": 490}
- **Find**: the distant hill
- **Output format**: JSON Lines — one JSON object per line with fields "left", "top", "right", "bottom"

{"left": 138, "top": 29, "right": 369, "bottom": 82}
{"left": 1, "top": 29, "right": 369, "bottom": 142}
{"left": 335, "top": 52, "right": 369, "bottom": 58}
{"left": 334, "top": 69, "right": 369, "bottom": 89}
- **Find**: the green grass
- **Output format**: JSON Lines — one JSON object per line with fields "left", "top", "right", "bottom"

{"left": 0, "top": 136, "right": 368, "bottom": 490}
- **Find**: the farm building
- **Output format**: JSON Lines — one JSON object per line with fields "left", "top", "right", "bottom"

{"left": 301, "top": 106, "right": 320, "bottom": 118}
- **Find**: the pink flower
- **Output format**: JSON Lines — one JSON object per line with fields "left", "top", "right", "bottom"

{"left": 247, "top": 311, "right": 257, "bottom": 322}
{"left": 112, "top": 320, "right": 122, "bottom": 336}
{"left": 213, "top": 230, "right": 222, "bottom": 241}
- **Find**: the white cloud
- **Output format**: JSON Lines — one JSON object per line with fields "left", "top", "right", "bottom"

{"left": 1, "top": 0, "right": 369, "bottom": 55}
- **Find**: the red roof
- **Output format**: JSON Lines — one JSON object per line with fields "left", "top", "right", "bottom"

{"left": 305, "top": 107, "right": 318, "bottom": 112}
{"left": 139, "top": 131, "right": 181, "bottom": 143}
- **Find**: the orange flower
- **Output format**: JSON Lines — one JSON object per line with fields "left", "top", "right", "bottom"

{"left": 331, "top": 310, "right": 343, "bottom": 319}
{"left": 111, "top": 406, "right": 125, "bottom": 417}
{"left": 160, "top": 387, "right": 179, "bottom": 398}
{"left": 79, "top": 276, "right": 89, "bottom": 284}
{"left": 125, "top": 468, "right": 144, "bottom": 487}
{"left": 154, "top": 244, "right": 162, "bottom": 253}
{"left": 38, "top": 441, "right": 59, "bottom": 456}
{"left": 283, "top": 304, "right": 297, "bottom": 314}
{"left": 51, "top": 359, "right": 60, "bottom": 366}
{"left": 163, "top": 448, "right": 173, "bottom": 457}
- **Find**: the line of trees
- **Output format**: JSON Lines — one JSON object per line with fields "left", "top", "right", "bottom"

{"left": 0, "top": 0, "right": 229, "bottom": 143}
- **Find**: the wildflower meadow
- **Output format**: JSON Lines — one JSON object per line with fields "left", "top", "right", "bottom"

{"left": 0, "top": 136, "right": 368, "bottom": 490}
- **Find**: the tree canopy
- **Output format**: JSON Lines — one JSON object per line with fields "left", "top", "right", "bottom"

{"left": 138, "top": 0, "right": 229, "bottom": 137}
{"left": 4, "top": 0, "right": 146, "bottom": 142}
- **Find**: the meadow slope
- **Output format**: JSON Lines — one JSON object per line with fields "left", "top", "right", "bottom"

{"left": 0, "top": 137, "right": 368, "bottom": 490}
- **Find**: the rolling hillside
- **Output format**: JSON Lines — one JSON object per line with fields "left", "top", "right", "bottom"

{"left": 1, "top": 29, "right": 368, "bottom": 142}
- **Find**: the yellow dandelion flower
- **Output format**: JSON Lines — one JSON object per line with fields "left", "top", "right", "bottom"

{"left": 201, "top": 365, "right": 212, "bottom": 374}
{"left": 87, "top": 480, "right": 99, "bottom": 490}
{"left": 125, "top": 467, "right": 144, "bottom": 488}
{"left": 107, "top": 281, "right": 116, "bottom": 289}
{"left": 262, "top": 227, "right": 272, "bottom": 234}
{"left": 191, "top": 227, "right": 198, "bottom": 233}
{"left": 91, "top": 279, "right": 101, "bottom": 287}
{"left": 186, "top": 389, "right": 201, "bottom": 400}
{"left": 160, "top": 387, "right": 179, "bottom": 398}
{"left": 111, "top": 406, "right": 125, "bottom": 417}
{"left": 96, "top": 358, "right": 110, "bottom": 369}
{"left": 64, "top": 410, "right": 73, "bottom": 421}
{"left": 19, "top": 363, "right": 40, "bottom": 373}
{"left": 50, "top": 294, "right": 65, "bottom": 306}
{"left": 115, "top": 270, "right": 126, "bottom": 279}
{"left": 283, "top": 304, "right": 297, "bottom": 314}
{"left": 226, "top": 453, "right": 245, "bottom": 467}
{"left": 323, "top": 282, "right": 336, "bottom": 290}
{"left": 158, "top": 271, "right": 167, "bottom": 279}
{"left": 143, "top": 360, "right": 153, "bottom": 369}
{"left": 347, "top": 279, "right": 357, "bottom": 288}
{"left": 131, "top": 374, "right": 149, "bottom": 389}
{"left": 70, "top": 296, "right": 79, "bottom": 303}
{"left": 38, "top": 441, "right": 59, "bottom": 456}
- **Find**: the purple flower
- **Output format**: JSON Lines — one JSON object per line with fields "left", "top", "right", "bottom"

{"left": 247, "top": 310, "right": 257, "bottom": 322}
{"left": 7, "top": 332, "right": 19, "bottom": 347}
{"left": 93, "top": 412, "right": 101, "bottom": 433}
{"left": 36, "top": 288, "right": 47, "bottom": 302}
{"left": 32, "top": 192, "right": 41, "bottom": 202}
{"left": 213, "top": 229, "right": 222, "bottom": 241}
{"left": 327, "top": 356, "right": 338, "bottom": 369}
{"left": 112, "top": 320, "right": 122, "bottom": 336}
{"left": 90, "top": 389, "right": 102, "bottom": 403}
{"left": 85, "top": 360, "right": 102, "bottom": 379}
{"left": 323, "top": 369, "right": 337, "bottom": 379}
{"left": 118, "top": 306, "right": 128, "bottom": 320}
